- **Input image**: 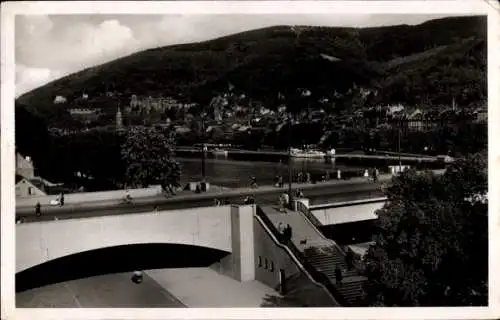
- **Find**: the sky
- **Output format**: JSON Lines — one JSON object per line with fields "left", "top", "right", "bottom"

{"left": 15, "top": 14, "right": 456, "bottom": 96}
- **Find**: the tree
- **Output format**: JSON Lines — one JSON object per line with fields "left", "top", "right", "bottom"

{"left": 121, "top": 126, "right": 181, "bottom": 188}
{"left": 363, "top": 153, "right": 487, "bottom": 306}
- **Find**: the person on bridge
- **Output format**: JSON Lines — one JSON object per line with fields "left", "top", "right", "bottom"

{"left": 124, "top": 190, "right": 133, "bottom": 204}
{"left": 295, "top": 189, "right": 304, "bottom": 198}
{"left": 59, "top": 192, "right": 65, "bottom": 207}
{"left": 250, "top": 176, "right": 258, "bottom": 189}
{"left": 282, "top": 192, "right": 290, "bottom": 207}
{"left": 297, "top": 172, "right": 303, "bottom": 183}
{"left": 285, "top": 224, "right": 293, "bottom": 241}
{"left": 276, "top": 176, "right": 283, "bottom": 188}
{"left": 214, "top": 198, "right": 221, "bottom": 206}
{"left": 278, "top": 222, "right": 284, "bottom": 234}
{"left": 306, "top": 172, "right": 312, "bottom": 184}
{"left": 244, "top": 194, "right": 255, "bottom": 205}
{"left": 35, "top": 202, "right": 41, "bottom": 217}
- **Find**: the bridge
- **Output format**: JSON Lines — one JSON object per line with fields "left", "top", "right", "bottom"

{"left": 15, "top": 177, "right": 388, "bottom": 222}
{"left": 16, "top": 195, "right": 390, "bottom": 306}
{"left": 16, "top": 205, "right": 257, "bottom": 282}
{"left": 15, "top": 170, "right": 445, "bottom": 306}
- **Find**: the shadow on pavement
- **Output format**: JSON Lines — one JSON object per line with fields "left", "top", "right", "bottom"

{"left": 260, "top": 293, "right": 305, "bottom": 307}
{"left": 16, "top": 243, "right": 229, "bottom": 293}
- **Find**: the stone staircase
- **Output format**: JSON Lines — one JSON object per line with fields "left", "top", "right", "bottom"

{"left": 260, "top": 204, "right": 368, "bottom": 306}
{"left": 304, "top": 246, "right": 366, "bottom": 306}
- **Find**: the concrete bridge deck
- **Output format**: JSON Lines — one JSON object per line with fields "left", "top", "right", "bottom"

{"left": 15, "top": 175, "right": 390, "bottom": 209}
{"left": 16, "top": 170, "right": 444, "bottom": 223}
{"left": 16, "top": 178, "right": 389, "bottom": 222}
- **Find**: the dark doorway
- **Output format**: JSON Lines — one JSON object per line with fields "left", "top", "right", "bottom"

{"left": 279, "top": 269, "right": 286, "bottom": 294}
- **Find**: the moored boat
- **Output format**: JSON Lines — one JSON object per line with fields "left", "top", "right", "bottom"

{"left": 290, "top": 148, "right": 326, "bottom": 158}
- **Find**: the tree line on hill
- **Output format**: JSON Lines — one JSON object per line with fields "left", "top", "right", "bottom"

{"left": 16, "top": 16, "right": 486, "bottom": 129}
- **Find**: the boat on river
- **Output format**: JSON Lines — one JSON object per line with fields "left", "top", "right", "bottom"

{"left": 290, "top": 148, "right": 325, "bottom": 158}
{"left": 290, "top": 148, "right": 336, "bottom": 159}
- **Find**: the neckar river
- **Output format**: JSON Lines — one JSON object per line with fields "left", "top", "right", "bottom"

{"left": 175, "top": 153, "right": 443, "bottom": 188}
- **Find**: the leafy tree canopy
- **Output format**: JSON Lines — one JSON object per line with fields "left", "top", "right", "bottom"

{"left": 363, "top": 153, "right": 487, "bottom": 306}
{"left": 121, "top": 126, "right": 181, "bottom": 188}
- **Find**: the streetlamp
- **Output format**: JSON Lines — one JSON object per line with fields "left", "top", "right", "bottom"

{"left": 287, "top": 119, "right": 293, "bottom": 208}
{"left": 200, "top": 118, "right": 207, "bottom": 184}
{"left": 398, "top": 118, "right": 402, "bottom": 172}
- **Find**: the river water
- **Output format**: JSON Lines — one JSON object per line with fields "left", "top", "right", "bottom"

{"left": 175, "top": 152, "right": 444, "bottom": 188}
{"left": 177, "top": 156, "right": 342, "bottom": 188}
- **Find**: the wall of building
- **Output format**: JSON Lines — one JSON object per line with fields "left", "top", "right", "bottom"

{"left": 252, "top": 216, "right": 300, "bottom": 291}
{"left": 16, "top": 155, "right": 35, "bottom": 179}
{"left": 16, "top": 206, "right": 232, "bottom": 273}
{"left": 252, "top": 215, "right": 338, "bottom": 306}
{"left": 15, "top": 180, "right": 46, "bottom": 198}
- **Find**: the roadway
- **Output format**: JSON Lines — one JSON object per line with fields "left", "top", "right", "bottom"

{"left": 16, "top": 178, "right": 386, "bottom": 223}
{"left": 16, "top": 271, "right": 186, "bottom": 308}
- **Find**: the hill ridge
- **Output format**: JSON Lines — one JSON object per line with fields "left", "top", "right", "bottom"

{"left": 16, "top": 15, "right": 486, "bottom": 126}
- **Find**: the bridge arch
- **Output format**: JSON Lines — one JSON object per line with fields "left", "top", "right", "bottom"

{"left": 16, "top": 243, "right": 230, "bottom": 292}
{"left": 16, "top": 207, "right": 233, "bottom": 273}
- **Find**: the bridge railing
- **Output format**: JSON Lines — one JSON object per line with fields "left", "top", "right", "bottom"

{"left": 255, "top": 205, "right": 349, "bottom": 306}
{"left": 297, "top": 201, "right": 324, "bottom": 229}
{"left": 296, "top": 200, "right": 367, "bottom": 275}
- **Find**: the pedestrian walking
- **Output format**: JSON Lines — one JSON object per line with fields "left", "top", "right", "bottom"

{"left": 278, "top": 222, "right": 284, "bottom": 234}
{"left": 282, "top": 192, "right": 290, "bottom": 208}
{"left": 283, "top": 225, "right": 290, "bottom": 241}
{"left": 59, "top": 192, "right": 65, "bottom": 207}
{"left": 287, "top": 224, "right": 293, "bottom": 241}
{"left": 278, "top": 194, "right": 285, "bottom": 212}
{"left": 35, "top": 202, "right": 41, "bottom": 217}
{"left": 335, "top": 264, "right": 343, "bottom": 285}
{"left": 364, "top": 169, "right": 370, "bottom": 180}
{"left": 346, "top": 250, "right": 354, "bottom": 270}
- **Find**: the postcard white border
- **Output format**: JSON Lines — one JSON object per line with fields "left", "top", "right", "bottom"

{"left": 2, "top": 1, "right": 500, "bottom": 319}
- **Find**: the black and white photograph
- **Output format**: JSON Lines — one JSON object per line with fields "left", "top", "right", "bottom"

{"left": 1, "top": 1, "right": 499, "bottom": 319}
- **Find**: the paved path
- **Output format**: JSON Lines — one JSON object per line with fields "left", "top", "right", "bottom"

{"left": 145, "top": 268, "right": 296, "bottom": 307}
{"left": 16, "top": 272, "right": 185, "bottom": 308}
{"left": 261, "top": 206, "right": 333, "bottom": 252}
